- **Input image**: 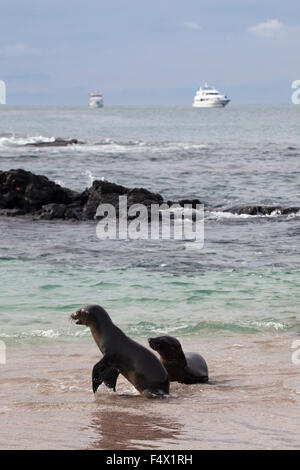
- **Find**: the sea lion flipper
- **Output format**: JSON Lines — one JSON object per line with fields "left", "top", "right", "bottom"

{"left": 92, "top": 360, "right": 105, "bottom": 393}
{"left": 92, "top": 355, "right": 119, "bottom": 393}
{"left": 103, "top": 368, "right": 119, "bottom": 392}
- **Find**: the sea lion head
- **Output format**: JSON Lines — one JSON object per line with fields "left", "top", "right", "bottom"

{"left": 148, "top": 335, "right": 183, "bottom": 361}
{"left": 70, "top": 304, "right": 111, "bottom": 327}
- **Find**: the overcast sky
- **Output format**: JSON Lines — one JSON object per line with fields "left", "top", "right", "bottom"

{"left": 0, "top": 0, "right": 299, "bottom": 104}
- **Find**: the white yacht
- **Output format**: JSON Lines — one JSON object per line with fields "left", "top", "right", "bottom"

{"left": 89, "top": 91, "right": 103, "bottom": 108}
{"left": 192, "top": 83, "right": 230, "bottom": 108}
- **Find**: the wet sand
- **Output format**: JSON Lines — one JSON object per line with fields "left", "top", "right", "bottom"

{"left": 0, "top": 334, "right": 299, "bottom": 450}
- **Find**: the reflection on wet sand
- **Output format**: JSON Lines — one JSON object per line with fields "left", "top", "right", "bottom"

{"left": 89, "top": 398, "right": 182, "bottom": 450}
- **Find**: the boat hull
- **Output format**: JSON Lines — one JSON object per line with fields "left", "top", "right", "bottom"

{"left": 192, "top": 99, "right": 230, "bottom": 108}
{"left": 89, "top": 100, "right": 103, "bottom": 108}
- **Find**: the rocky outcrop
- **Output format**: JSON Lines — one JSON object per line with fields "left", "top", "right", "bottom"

{"left": 82, "top": 180, "right": 164, "bottom": 219}
{"left": 226, "top": 205, "right": 300, "bottom": 216}
{"left": 0, "top": 169, "right": 186, "bottom": 221}
{"left": 0, "top": 169, "right": 77, "bottom": 213}
{"left": 25, "top": 138, "right": 83, "bottom": 147}
{"left": 2, "top": 169, "right": 299, "bottom": 222}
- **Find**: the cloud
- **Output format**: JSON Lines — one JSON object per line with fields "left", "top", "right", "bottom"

{"left": 183, "top": 21, "right": 201, "bottom": 30}
{"left": 0, "top": 43, "right": 39, "bottom": 58}
{"left": 248, "top": 19, "right": 284, "bottom": 38}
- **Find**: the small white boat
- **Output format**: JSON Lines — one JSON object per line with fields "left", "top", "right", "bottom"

{"left": 192, "top": 83, "right": 230, "bottom": 108}
{"left": 89, "top": 91, "right": 103, "bottom": 108}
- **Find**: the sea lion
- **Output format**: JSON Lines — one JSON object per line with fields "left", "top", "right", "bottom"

{"left": 148, "top": 335, "right": 209, "bottom": 384}
{"left": 71, "top": 305, "right": 169, "bottom": 397}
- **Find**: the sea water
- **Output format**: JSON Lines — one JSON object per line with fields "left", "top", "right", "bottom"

{"left": 0, "top": 105, "right": 300, "bottom": 344}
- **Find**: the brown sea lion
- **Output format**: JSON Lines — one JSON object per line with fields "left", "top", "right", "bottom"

{"left": 148, "top": 335, "right": 209, "bottom": 384}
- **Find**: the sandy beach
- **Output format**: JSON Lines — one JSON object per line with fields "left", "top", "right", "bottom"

{"left": 0, "top": 334, "right": 299, "bottom": 450}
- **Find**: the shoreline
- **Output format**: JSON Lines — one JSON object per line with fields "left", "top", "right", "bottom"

{"left": 1, "top": 333, "right": 299, "bottom": 450}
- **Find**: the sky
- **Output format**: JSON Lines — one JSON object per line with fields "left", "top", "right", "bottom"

{"left": 0, "top": 0, "right": 299, "bottom": 105}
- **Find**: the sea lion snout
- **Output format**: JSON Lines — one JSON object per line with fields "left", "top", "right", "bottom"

{"left": 148, "top": 337, "right": 159, "bottom": 351}
{"left": 70, "top": 307, "right": 89, "bottom": 325}
{"left": 70, "top": 304, "right": 112, "bottom": 327}
{"left": 148, "top": 335, "right": 182, "bottom": 360}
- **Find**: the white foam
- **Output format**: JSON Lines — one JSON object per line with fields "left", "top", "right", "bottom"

{"left": 248, "top": 320, "right": 287, "bottom": 331}
{"left": 0, "top": 327, "right": 90, "bottom": 340}
{"left": 206, "top": 211, "right": 252, "bottom": 220}
{"left": 205, "top": 209, "right": 299, "bottom": 220}
{"left": 0, "top": 134, "right": 55, "bottom": 147}
{"left": 84, "top": 170, "right": 105, "bottom": 185}
{"left": 31, "top": 329, "right": 60, "bottom": 338}
{"left": 54, "top": 179, "right": 65, "bottom": 187}
{"left": 287, "top": 211, "right": 300, "bottom": 219}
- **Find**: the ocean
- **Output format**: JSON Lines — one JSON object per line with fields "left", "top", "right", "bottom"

{"left": 0, "top": 105, "right": 300, "bottom": 449}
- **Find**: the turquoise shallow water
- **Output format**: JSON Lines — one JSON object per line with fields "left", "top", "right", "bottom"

{"left": 0, "top": 215, "right": 299, "bottom": 344}
{"left": 0, "top": 105, "right": 300, "bottom": 343}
